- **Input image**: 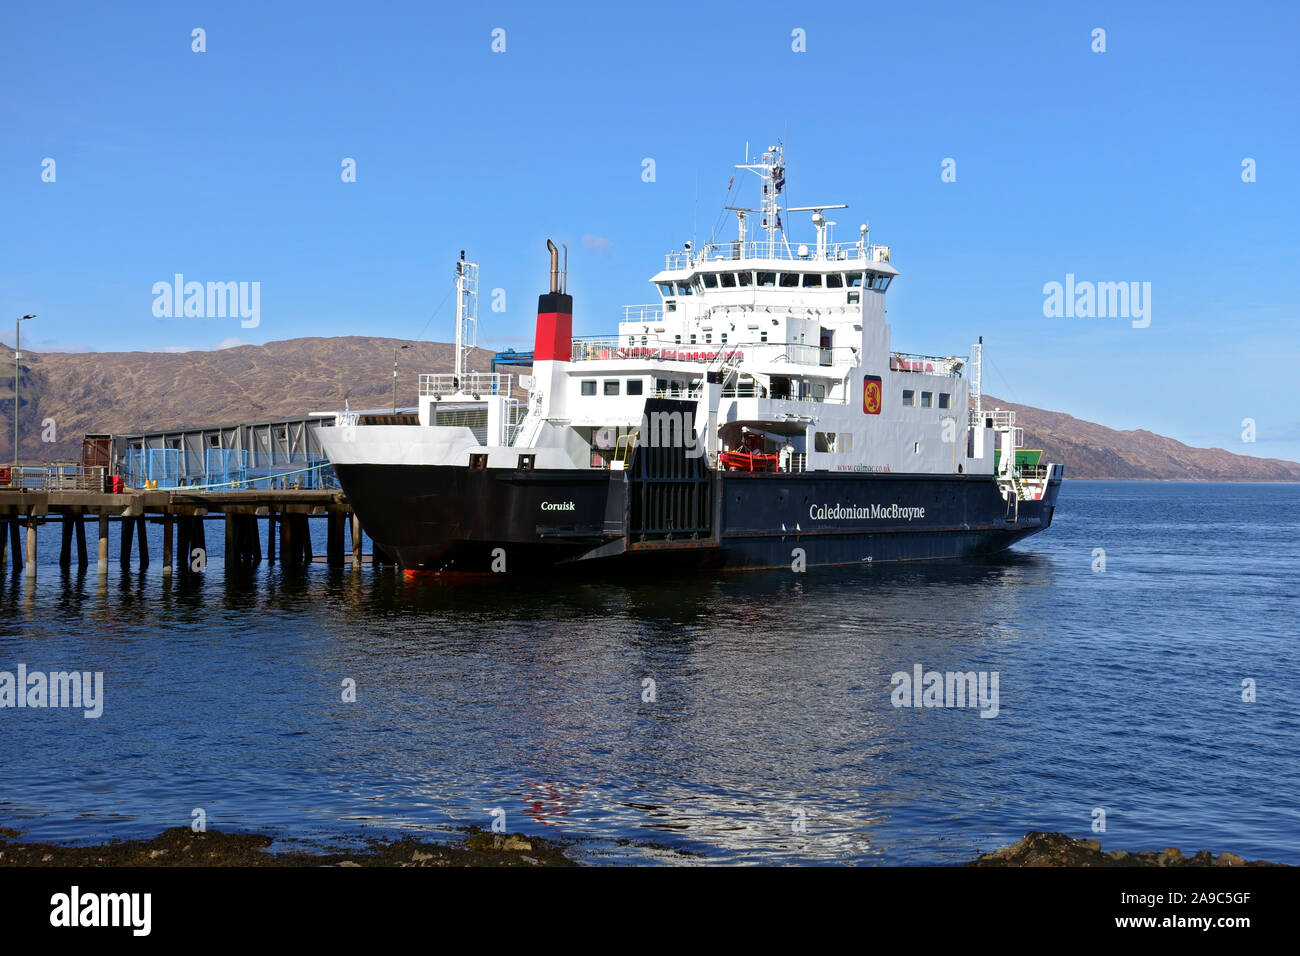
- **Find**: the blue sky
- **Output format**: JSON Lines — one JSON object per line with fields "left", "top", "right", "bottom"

{"left": 2, "top": 1, "right": 1298, "bottom": 460}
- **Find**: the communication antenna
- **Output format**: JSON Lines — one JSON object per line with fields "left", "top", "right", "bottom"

{"left": 454, "top": 250, "right": 478, "bottom": 388}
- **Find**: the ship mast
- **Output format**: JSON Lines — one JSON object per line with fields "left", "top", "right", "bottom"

{"left": 734, "top": 144, "right": 788, "bottom": 256}
{"left": 453, "top": 251, "right": 478, "bottom": 389}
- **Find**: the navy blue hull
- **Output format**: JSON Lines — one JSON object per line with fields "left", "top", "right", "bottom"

{"left": 333, "top": 463, "right": 1062, "bottom": 574}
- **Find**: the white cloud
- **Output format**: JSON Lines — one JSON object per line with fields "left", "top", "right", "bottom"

{"left": 582, "top": 234, "right": 614, "bottom": 254}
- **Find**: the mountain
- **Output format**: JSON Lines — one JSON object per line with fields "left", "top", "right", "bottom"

{"left": 3, "top": 337, "right": 1296, "bottom": 480}
{"left": 984, "top": 395, "right": 1300, "bottom": 481}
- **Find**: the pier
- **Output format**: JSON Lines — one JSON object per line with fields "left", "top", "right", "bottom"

{"left": 0, "top": 486, "right": 395, "bottom": 578}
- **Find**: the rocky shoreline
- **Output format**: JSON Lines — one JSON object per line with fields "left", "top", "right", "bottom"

{"left": 968, "top": 831, "right": 1286, "bottom": 867}
{"left": 0, "top": 826, "right": 1287, "bottom": 867}
{"left": 0, "top": 826, "right": 576, "bottom": 867}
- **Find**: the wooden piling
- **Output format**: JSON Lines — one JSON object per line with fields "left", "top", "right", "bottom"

{"left": 162, "top": 515, "right": 173, "bottom": 575}
{"left": 0, "top": 517, "right": 7, "bottom": 571}
{"left": 136, "top": 513, "right": 149, "bottom": 569}
{"left": 119, "top": 516, "right": 134, "bottom": 567}
{"left": 60, "top": 518, "right": 74, "bottom": 569}
{"left": 327, "top": 511, "right": 344, "bottom": 567}
{"left": 350, "top": 513, "right": 362, "bottom": 568}
{"left": 75, "top": 515, "right": 88, "bottom": 569}
{"left": 280, "top": 514, "right": 294, "bottom": 568}
{"left": 97, "top": 514, "right": 108, "bottom": 576}
{"left": 225, "top": 514, "right": 236, "bottom": 570}
{"left": 8, "top": 518, "right": 21, "bottom": 574}
{"left": 25, "top": 517, "right": 37, "bottom": 578}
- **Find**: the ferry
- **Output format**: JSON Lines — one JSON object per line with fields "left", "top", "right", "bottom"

{"left": 318, "top": 144, "right": 1063, "bottom": 573}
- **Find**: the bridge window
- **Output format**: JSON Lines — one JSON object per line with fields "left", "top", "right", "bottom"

{"left": 826, "top": 273, "right": 843, "bottom": 288}
{"left": 921, "top": 391, "right": 933, "bottom": 408}
{"left": 757, "top": 271, "right": 776, "bottom": 287}
{"left": 872, "top": 275, "right": 892, "bottom": 291}
{"left": 902, "top": 389, "right": 915, "bottom": 406}
{"left": 604, "top": 380, "right": 620, "bottom": 396}
{"left": 676, "top": 282, "right": 693, "bottom": 295}
{"left": 657, "top": 283, "right": 674, "bottom": 297}
{"left": 779, "top": 272, "right": 799, "bottom": 288}
{"left": 736, "top": 271, "right": 753, "bottom": 286}
{"left": 802, "top": 273, "right": 822, "bottom": 288}
{"left": 845, "top": 272, "right": 864, "bottom": 287}
{"left": 627, "top": 379, "right": 643, "bottom": 396}
{"left": 702, "top": 273, "right": 719, "bottom": 289}
{"left": 581, "top": 380, "right": 597, "bottom": 396}
{"left": 938, "top": 392, "right": 951, "bottom": 409}
{"left": 719, "top": 272, "right": 736, "bottom": 288}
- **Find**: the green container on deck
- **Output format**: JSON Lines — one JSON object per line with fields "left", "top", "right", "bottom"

{"left": 994, "top": 448, "right": 1043, "bottom": 471}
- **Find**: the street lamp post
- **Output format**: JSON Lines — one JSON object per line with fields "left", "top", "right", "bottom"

{"left": 13, "top": 314, "right": 35, "bottom": 482}
{"left": 392, "top": 344, "right": 411, "bottom": 413}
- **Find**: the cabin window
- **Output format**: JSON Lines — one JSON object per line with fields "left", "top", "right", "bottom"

{"left": 757, "top": 271, "right": 776, "bottom": 287}
{"left": 702, "top": 273, "right": 719, "bottom": 289}
{"left": 581, "top": 380, "right": 597, "bottom": 396}
{"left": 760, "top": 331, "right": 768, "bottom": 342}
{"left": 921, "top": 391, "right": 933, "bottom": 408}
{"left": 814, "top": 432, "right": 836, "bottom": 453}
{"left": 720, "top": 332, "right": 728, "bottom": 344}
{"left": 902, "top": 389, "right": 915, "bottom": 406}
{"left": 676, "top": 282, "right": 693, "bottom": 296}
{"left": 938, "top": 392, "right": 951, "bottom": 409}
{"left": 779, "top": 272, "right": 799, "bottom": 287}
{"left": 690, "top": 334, "right": 697, "bottom": 344}
{"left": 847, "top": 291, "right": 860, "bottom": 305}
{"left": 802, "top": 273, "right": 822, "bottom": 288}
{"left": 913, "top": 442, "right": 920, "bottom": 454}
{"left": 604, "top": 380, "right": 620, "bottom": 396}
{"left": 670, "top": 381, "right": 681, "bottom": 397}
{"left": 737, "top": 271, "right": 753, "bottom": 286}
{"left": 813, "top": 383, "right": 825, "bottom": 400}
{"left": 627, "top": 336, "right": 635, "bottom": 347}
{"left": 656, "top": 378, "right": 668, "bottom": 395}
{"left": 666, "top": 301, "right": 676, "bottom": 312}
{"left": 719, "top": 272, "right": 736, "bottom": 288}
{"left": 845, "top": 272, "right": 864, "bottom": 287}
{"left": 704, "top": 333, "right": 712, "bottom": 344}
{"left": 627, "top": 379, "right": 643, "bottom": 396}
{"left": 826, "top": 273, "right": 843, "bottom": 289}
{"left": 674, "top": 334, "right": 681, "bottom": 344}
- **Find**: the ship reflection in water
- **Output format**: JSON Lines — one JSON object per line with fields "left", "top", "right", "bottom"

{"left": 0, "top": 482, "right": 1297, "bottom": 865}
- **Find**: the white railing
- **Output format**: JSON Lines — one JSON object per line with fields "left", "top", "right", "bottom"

{"left": 891, "top": 352, "right": 965, "bottom": 376}
{"left": 623, "top": 304, "right": 662, "bottom": 323}
{"left": 419, "top": 372, "right": 514, "bottom": 397}
{"left": 970, "top": 408, "right": 1016, "bottom": 429}
{"left": 571, "top": 337, "right": 747, "bottom": 364}
{"left": 665, "top": 241, "right": 891, "bottom": 270}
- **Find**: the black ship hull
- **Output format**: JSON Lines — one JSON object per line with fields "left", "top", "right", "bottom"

{"left": 332, "top": 461, "right": 1063, "bottom": 575}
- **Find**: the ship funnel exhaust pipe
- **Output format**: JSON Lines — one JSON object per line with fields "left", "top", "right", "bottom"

{"left": 547, "top": 239, "right": 560, "bottom": 294}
